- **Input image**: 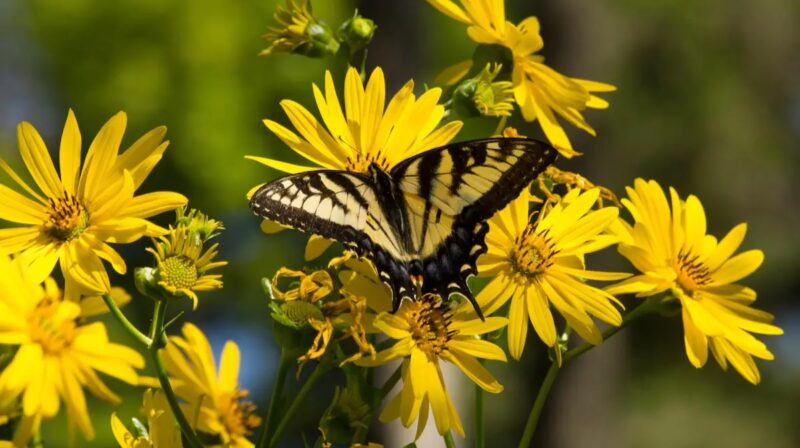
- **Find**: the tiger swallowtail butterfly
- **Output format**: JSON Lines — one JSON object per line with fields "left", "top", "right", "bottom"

{"left": 250, "top": 138, "right": 557, "bottom": 320}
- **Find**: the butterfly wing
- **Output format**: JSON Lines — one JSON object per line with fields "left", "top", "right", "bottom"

{"left": 391, "top": 138, "right": 558, "bottom": 316}
{"left": 249, "top": 170, "right": 416, "bottom": 301}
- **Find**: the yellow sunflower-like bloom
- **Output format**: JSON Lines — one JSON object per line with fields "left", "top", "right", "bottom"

{"left": 0, "top": 254, "right": 144, "bottom": 444}
{"left": 607, "top": 179, "right": 782, "bottom": 384}
{"left": 162, "top": 323, "right": 261, "bottom": 447}
{"left": 427, "top": 0, "right": 615, "bottom": 156}
{"left": 146, "top": 209, "right": 227, "bottom": 308}
{"left": 111, "top": 389, "right": 182, "bottom": 448}
{"left": 476, "top": 188, "right": 629, "bottom": 360}
{"left": 248, "top": 65, "right": 462, "bottom": 177}
{"left": 357, "top": 294, "right": 507, "bottom": 438}
{"left": 0, "top": 110, "right": 187, "bottom": 299}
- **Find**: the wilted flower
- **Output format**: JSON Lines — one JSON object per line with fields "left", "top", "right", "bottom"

{"left": 261, "top": 0, "right": 340, "bottom": 57}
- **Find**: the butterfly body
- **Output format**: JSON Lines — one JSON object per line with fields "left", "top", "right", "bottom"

{"left": 251, "top": 138, "right": 557, "bottom": 319}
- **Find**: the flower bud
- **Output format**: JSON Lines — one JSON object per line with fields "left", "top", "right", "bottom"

{"left": 338, "top": 13, "right": 376, "bottom": 53}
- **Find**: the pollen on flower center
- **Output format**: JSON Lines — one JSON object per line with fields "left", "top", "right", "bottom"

{"left": 511, "top": 226, "right": 556, "bottom": 279}
{"left": 217, "top": 389, "right": 261, "bottom": 439}
{"left": 402, "top": 294, "right": 454, "bottom": 357}
{"left": 161, "top": 256, "right": 199, "bottom": 289}
{"left": 675, "top": 248, "right": 711, "bottom": 291}
{"left": 45, "top": 195, "right": 89, "bottom": 241}
{"left": 29, "top": 302, "right": 76, "bottom": 354}
{"left": 345, "top": 151, "right": 390, "bottom": 173}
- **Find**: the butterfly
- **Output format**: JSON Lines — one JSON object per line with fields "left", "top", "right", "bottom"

{"left": 250, "top": 138, "right": 557, "bottom": 319}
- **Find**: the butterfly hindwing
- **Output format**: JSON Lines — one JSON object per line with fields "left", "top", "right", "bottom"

{"left": 391, "top": 138, "right": 557, "bottom": 315}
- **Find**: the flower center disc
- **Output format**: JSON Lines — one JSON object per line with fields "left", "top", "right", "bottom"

{"left": 511, "top": 226, "right": 556, "bottom": 279}
{"left": 345, "top": 152, "right": 390, "bottom": 173}
{"left": 46, "top": 195, "right": 89, "bottom": 241}
{"left": 404, "top": 295, "right": 452, "bottom": 357}
{"left": 29, "top": 302, "right": 75, "bottom": 354}
{"left": 218, "top": 389, "right": 261, "bottom": 440}
{"left": 161, "top": 256, "right": 199, "bottom": 289}
{"left": 675, "top": 248, "right": 711, "bottom": 291}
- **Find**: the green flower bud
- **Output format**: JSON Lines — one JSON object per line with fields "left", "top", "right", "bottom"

{"left": 338, "top": 13, "right": 376, "bottom": 53}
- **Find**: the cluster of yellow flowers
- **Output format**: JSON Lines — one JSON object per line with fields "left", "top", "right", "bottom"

{"left": 0, "top": 0, "right": 782, "bottom": 447}
{"left": 0, "top": 112, "right": 251, "bottom": 447}
{"left": 249, "top": 0, "right": 782, "bottom": 444}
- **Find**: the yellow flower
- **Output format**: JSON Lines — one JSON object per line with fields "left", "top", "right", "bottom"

{"left": 111, "top": 389, "right": 182, "bottom": 448}
{"left": 0, "top": 255, "right": 144, "bottom": 444}
{"left": 476, "top": 188, "right": 628, "bottom": 359}
{"left": 146, "top": 209, "right": 227, "bottom": 308}
{"left": 357, "top": 294, "right": 507, "bottom": 438}
{"left": 248, "top": 65, "right": 462, "bottom": 177}
{"left": 427, "top": 0, "right": 615, "bottom": 156}
{"left": 607, "top": 179, "right": 782, "bottom": 383}
{"left": 0, "top": 110, "right": 187, "bottom": 299}
{"left": 162, "top": 323, "right": 261, "bottom": 447}
{"left": 260, "top": 0, "right": 339, "bottom": 57}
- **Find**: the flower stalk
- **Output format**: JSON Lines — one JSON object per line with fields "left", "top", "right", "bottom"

{"left": 517, "top": 296, "right": 662, "bottom": 448}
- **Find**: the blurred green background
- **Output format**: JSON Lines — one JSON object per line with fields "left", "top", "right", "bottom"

{"left": 0, "top": 0, "right": 798, "bottom": 446}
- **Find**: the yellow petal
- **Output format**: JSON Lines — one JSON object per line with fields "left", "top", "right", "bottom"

{"left": 218, "top": 341, "right": 240, "bottom": 392}
{"left": 682, "top": 307, "right": 708, "bottom": 368}
{"left": 448, "top": 338, "right": 506, "bottom": 362}
{"left": 305, "top": 235, "right": 333, "bottom": 261}
{"left": 79, "top": 111, "right": 127, "bottom": 202}
{"left": 0, "top": 226, "right": 41, "bottom": 254}
{"left": 120, "top": 191, "right": 187, "bottom": 219}
{"left": 426, "top": 0, "right": 472, "bottom": 24}
{"left": 434, "top": 60, "right": 473, "bottom": 86}
{"left": 59, "top": 110, "right": 82, "bottom": 195}
{"left": 245, "top": 155, "right": 317, "bottom": 174}
{"left": 507, "top": 287, "right": 528, "bottom": 360}
{"left": 526, "top": 283, "right": 556, "bottom": 346}
{"left": 262, "top": 119, "right": 338, "bottom": 169}
{"left": 443, "top": 349, "right": 503, "bottom": 394}
{"left": 115, "top": 126, "right": 168, "bottom": 189}
{"left": 710, "top": 250, "right": 763, "bottom": 286}
{"left": 17, "top": 122, "right": 63, "bottom": 199}
{"left": 0, "top": 184, "right": 48, "bottom": 224}
{"left": 474, "top": 273, "right": 513, "bottom": 316}
{"left": 90, "top": 218, "right": 148, "bottom": 244}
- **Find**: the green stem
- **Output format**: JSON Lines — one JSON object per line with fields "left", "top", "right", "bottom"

{"left": 256, "top": 349, "right": 293, "bottom": 448}
{"left": 475, "top": 381, "right": 485, "bottom": 448}
{"left": 148, "top": 300, "right": 205, "bottom": 448}
{"left": 31, "top": 429, "right": 43, "bottom": 448}
{"left": 517, "top": 361, "right": 559, "bottom": 448}
{"left": 444, "top": 431, "right": 457, "bottom": 448}
{"left": 268, "top": 357, "right": 334, "bottom": 448}
{"left": 517, "top": 297, "right": 661, "bottom": 448}
{"left": 102, "top": 293, "right": 151, "bottom": 346}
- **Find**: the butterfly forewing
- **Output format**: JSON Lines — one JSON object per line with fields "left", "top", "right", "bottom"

{"left": 250, "top": 171, "right": 405, "bottom": 260}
